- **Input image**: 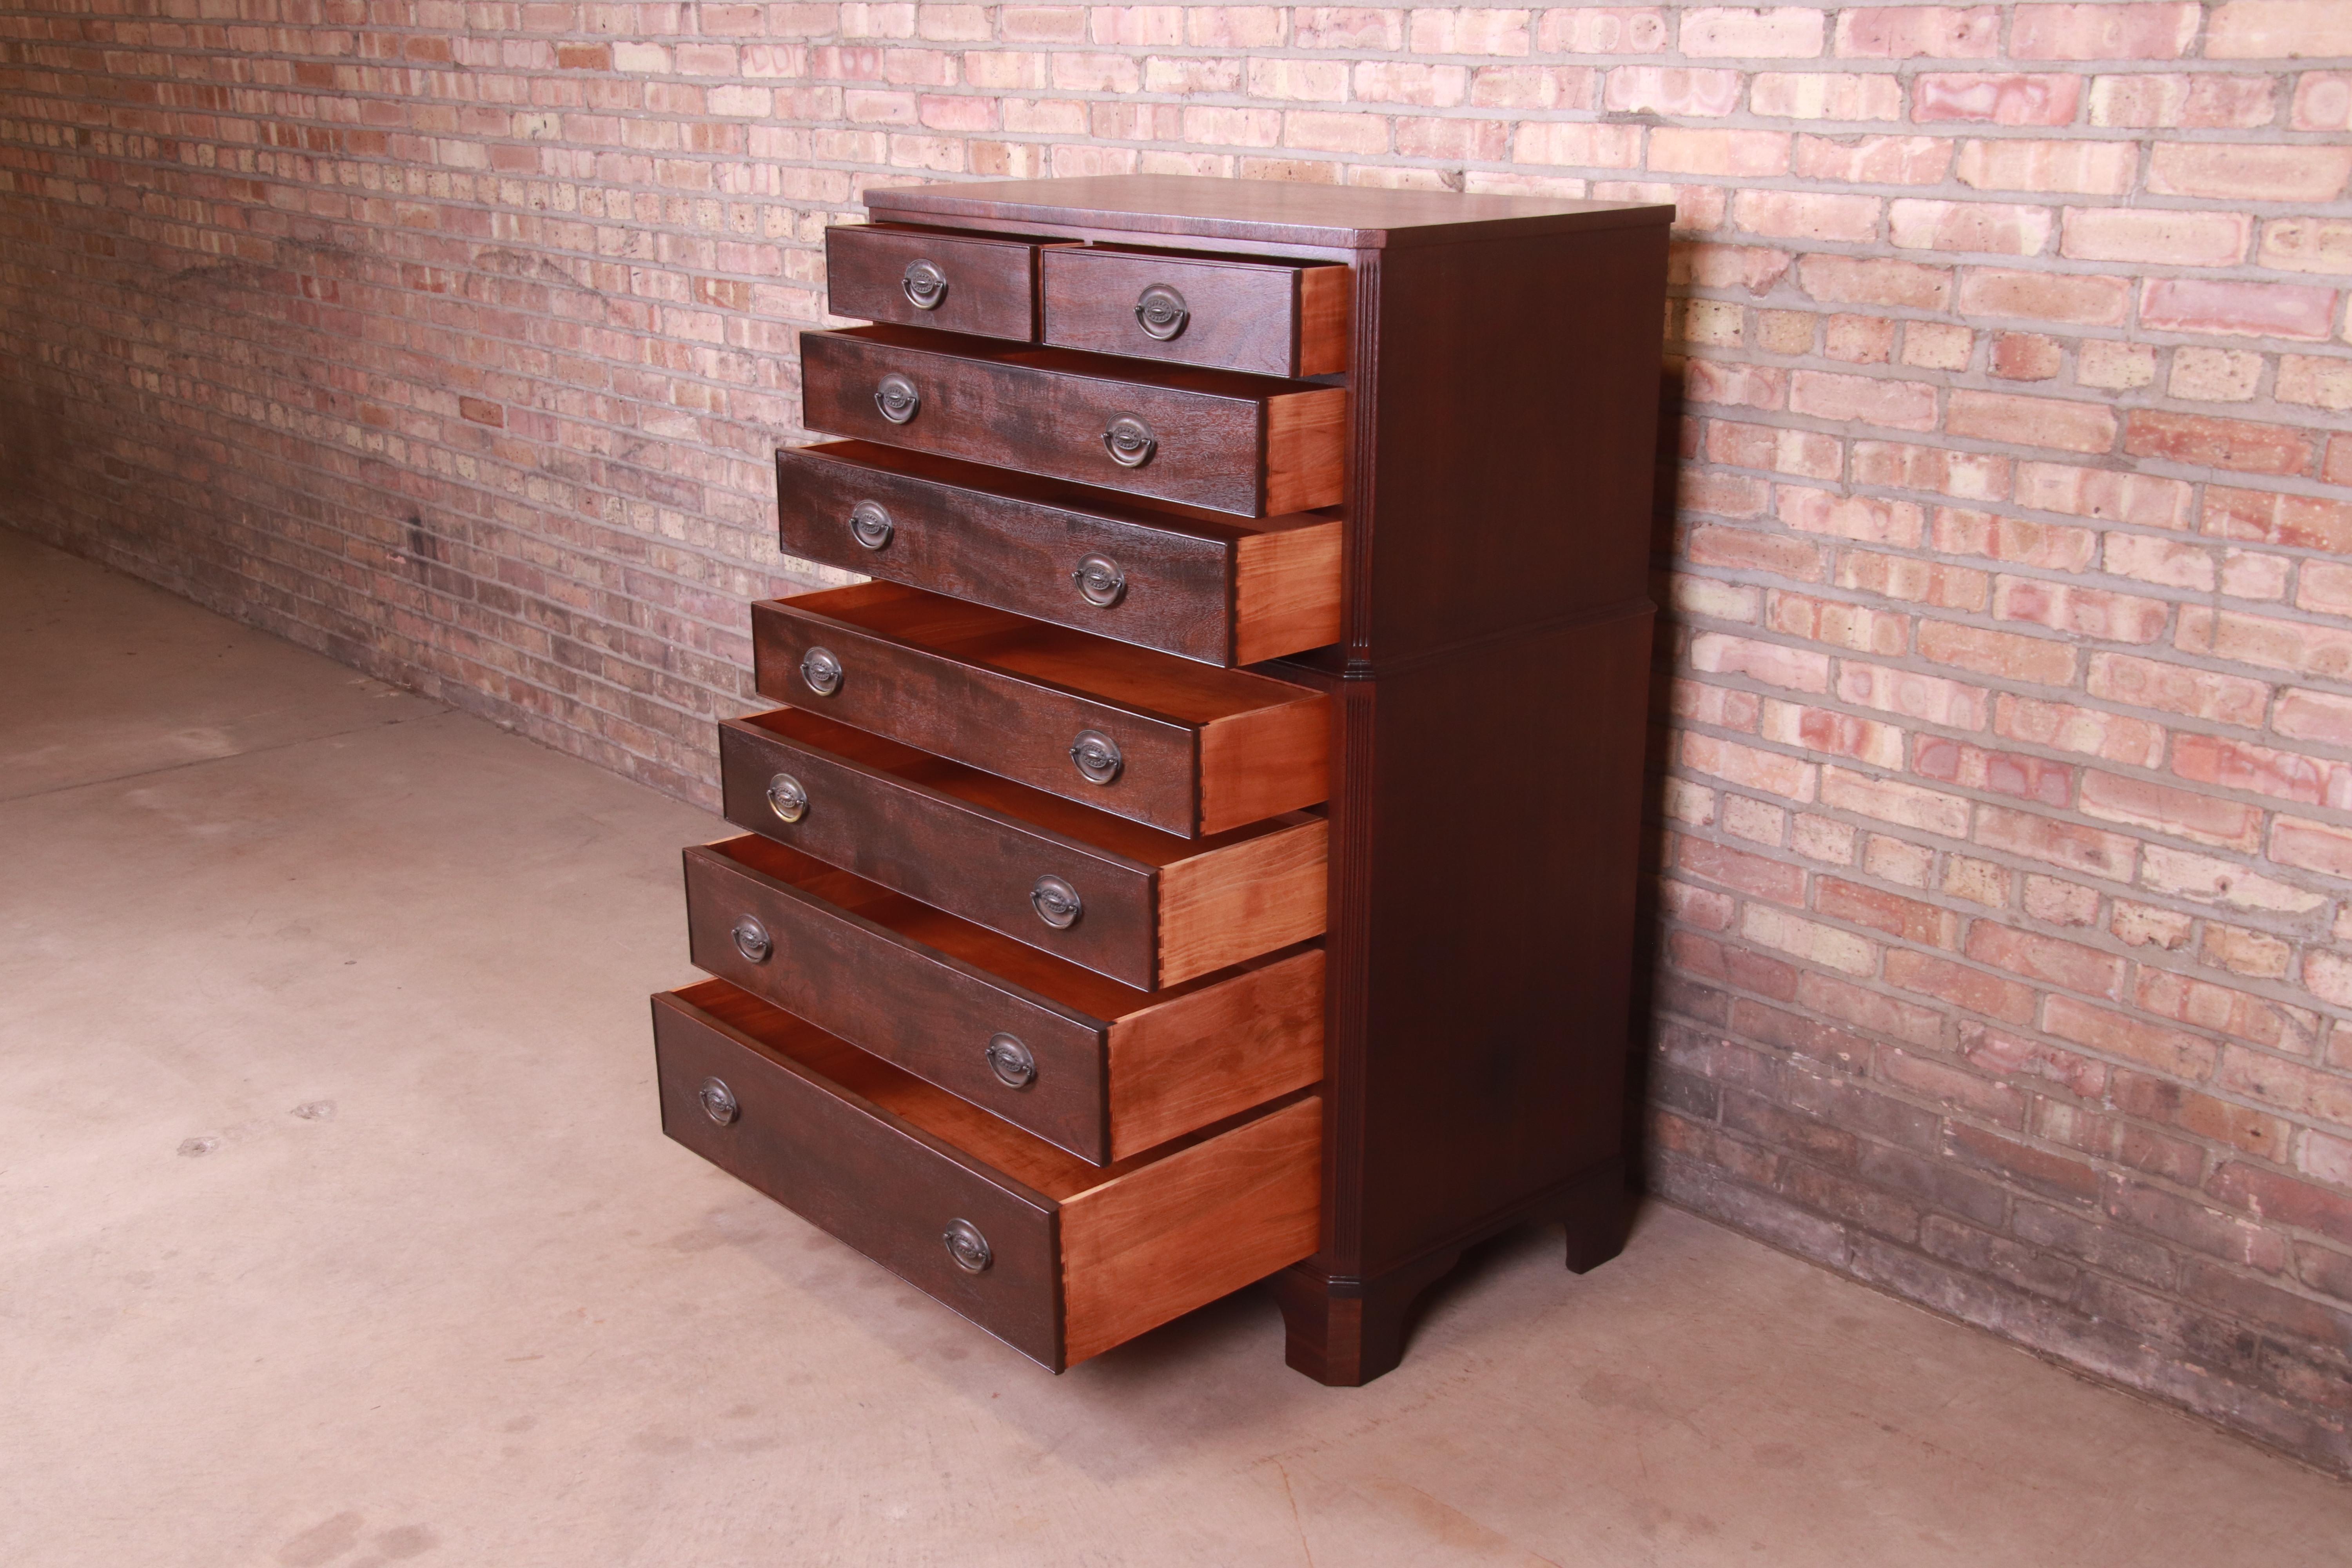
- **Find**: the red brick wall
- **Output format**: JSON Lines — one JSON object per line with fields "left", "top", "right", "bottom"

{"left": 5, "top": 2, "right": 2350, "bottom": 1467}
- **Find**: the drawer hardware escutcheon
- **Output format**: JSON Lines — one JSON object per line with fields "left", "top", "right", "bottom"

{"left": 901, "top": 259, "right": 947, "bottom": 311}
{"left": 1029, "top": 874, "right": 1082, "bottom": 930}
{"left": 1067, "top": 729, "right": 1123, "bottom": 786}
{"left": 875, "top": 374, "right": 921, "bottom": 425}
{"left": 697, "top": 1076, "right": 740, "bottom": 1126}
{"left": 731, "top": 915, "right": 773, "bottom": 964}
{"left": 1134, "top": 284, "right": 1189, "bottom": 341}
{"left": 942, "top": 1217, "right": 994, "bottom": 1274}
{"left": 765, "top": 772, "right": 808, "bottom": 824}
{"left": 800, "top": 646, "right": 844, "bottom": 697}
{"left": 1102, "top": 414, "right": 1156, "bottom": 469}
{"left": 848, "top": 499, "right": 894, "bottom": 550}
{"left": 1071, "top": 554, "right": 1126, "bottom": 608}
{"left": 984, "top": 1032, "right": 1036, "bottom": 1089}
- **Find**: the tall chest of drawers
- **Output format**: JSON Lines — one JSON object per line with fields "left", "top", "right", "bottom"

{"left": 652, "top": 176, "right": 1672, "bottom": 1383}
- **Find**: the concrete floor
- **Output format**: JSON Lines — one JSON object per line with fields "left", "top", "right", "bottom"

{"left": 4, "top": 525, "right": 2349, "bottom": 1568}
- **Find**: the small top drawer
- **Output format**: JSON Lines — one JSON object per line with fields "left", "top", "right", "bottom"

{"left": 826, "top": 225, "right": 1048, "bottom": 341}
{"left": 1042, "top": 248, "right": 1350, "bottom": 378}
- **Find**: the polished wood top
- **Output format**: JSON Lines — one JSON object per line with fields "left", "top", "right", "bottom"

{"left": 865, "top": 174, "right": 1676, "bottom": 250}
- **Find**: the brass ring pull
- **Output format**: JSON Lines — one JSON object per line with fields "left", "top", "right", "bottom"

{"left": 1068, "top": 729, "right": 1123, "bottom": 785}
{"left": 1103, "top": 414, "right": 1156, "bottom": 468}
{"left": 1071, "top": 554, "right": 1125, "bottom": 607}
{"left": 985, "top": 1033, "right": 1036, "bottom": 1088}
{"left": 875, "top": 374, "right": 920, "bottom": 425}
{"left": 1030, "top": 875, "right": 1082, "bottom": 930}
{"left": 902, "top": 259, "right": 947, "bottom": 310}
{"left": 1135, "top": 284, "right": 1188, "bottom": 340}
{"left": 731, "top": 915, "right": 772, "bottom": 964}
{"left": 765, "top": 773, "right": 807, "bottom": 824}
{"left": 800, "top": 646, "right": 842, "bottom": 697}
{"left": 942, "top": 1218, "right": 993, "bottom": 1274}
{"left": 848, "top": 500, "right": 893, "bottom": 550}
{"left": 699, "top": 1077, "right": 739, "bottom": 1125}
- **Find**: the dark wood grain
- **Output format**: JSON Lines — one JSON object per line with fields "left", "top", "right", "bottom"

{"left": 775, "top": 440, "right": 1341, "bottom": 666}
{"left": 657, "top": 978, "right": 1323, "bottom": 1370}
{"left": 799, "top": 325, "right": 1345, "bottom": 517}
{"left": 655, "top": 179, "right": 1674, "bottom": 1382}
{"left": 653, "top": 983, "right": 1066, "bottom": 1366}
{"left": 751, "top": 581, "right": 1330, "bottom": 838}
{"left": 1040, "top": 247, "right": 1349, "bottom": 378}
{"left": 684, "top": 833, "right": 1326, "bottom": 1165}
{"left": 867, "top": 174, "right": 1677, "bottom": 252}
{"left": 825, "top": 223, "right": 1051, "bottom": 340}
{"left": 1356, "top": 222, "right": 1670, "bottom": 661}
{"left": 718, "top": 706, "right": 1326, "bottom": 989}
{"left": 684, "top": 835, "right": 1114, "bottom": 1158}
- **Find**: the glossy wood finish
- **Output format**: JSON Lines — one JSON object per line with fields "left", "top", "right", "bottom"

{"left": 868, "top": 173, "right": 1680, "bottom": 252}
{"left": 775, "top": 441, "right": 1342, "bottom": 667}
{"left": 655, "top": 979, "right": 1322, "bottom": 1370}
{"left": 751, "top": 582, "right": 1330, "bottom": 838}
{"left": 658, "top": 176, "right": 1672, "bottom": 1381}
{"left": 682, "top": 833, "right": 1325, "bottom": 1164}
{"left": 800, "top": 326, "right": 1346, "bottom": 517}
{"left": 825, "top": 223, "right": 1049, "bottom": 341}
{"left": 1040, "top": 247, "right": 1350, "bottom": 377}
{"left": 718, "top": 707, "right": 1327, "bottom": 989}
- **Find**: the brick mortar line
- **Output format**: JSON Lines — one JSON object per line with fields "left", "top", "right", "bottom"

{"left": 1655, "top": 841, "right": 2337, "bottom": 1023}
{"left": 1652, "top": 1122, "right": 2352, "bottom": 1325}
{"left": 1655, "top": 1042, "right": 2352, "bottom": 1296}
{"left": 1647, "top": 955, "right": 2343, "bottom": 1185}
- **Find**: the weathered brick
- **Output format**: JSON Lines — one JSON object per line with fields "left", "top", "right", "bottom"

{"left": 1955, "top": 138, "right": 2139, "bottom": 193}
{"left": 2207, "top": 1, "right": 2352, "bottom": 58}
{"left": 1955, "top": 269, "right": 2131, "bottom": 327}
{"left": 1996, "top": 694, "right": 2166, "bottom": 768}
{"left": 1822, "top": 766, "right": 1975, "bottom": 838}
{"left": 2012, "top": 4, "right": 2202, "bottom": 60}
{"left": 1834, "top": 6, "right": 2001, "bottom": 59}
{"left": 1977, "top": 805, "right": 2141, "bottom": 880}
{"left": 2128, "top": 412, "right": 2318, "bottom": 478}
{"left": 2141, "top": 279, "right": 2341, "bottom": 343}
{"left": 1914, "top": 73, "right": 2084, "bottom": 126}
{"left": 2061, "top": 207, "right": 2251, "bottom": 267}
{"left": 2046, "top": 996, "right": 2219, "bottom": 1078}
{"left": 1891, "top": 199, "right": 2053, "bottom": 256}
{"left": 2079, "top": 771, "right": 2265, "bottom": 852}
{"left": 2152, "top": 140, "right": 2352, "bottom": 203}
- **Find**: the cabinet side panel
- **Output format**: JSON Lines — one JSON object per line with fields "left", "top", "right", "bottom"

{"left": 1354, "top": 610, "right": 1654, "bottom": 1274}
{"left": 1363, "top": 223, "right": 1668, "bottom": 659}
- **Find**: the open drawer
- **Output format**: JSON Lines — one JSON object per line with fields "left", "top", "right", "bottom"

{"left": 751, "top": 581, "right": 1330, "bottom": 838}
{"left": 719, "top": 706, "right": 1327, "bottom": 990}
{"left": 682, "top": 833, "right": 1324, "bottom": 1164}
{"left": 654, "top": 978, "right": 1323, "bottom": 1371}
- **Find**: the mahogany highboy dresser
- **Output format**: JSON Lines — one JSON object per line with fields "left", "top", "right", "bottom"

{"left": 651, "top": 176, "right": 1670, "bottom": 1383}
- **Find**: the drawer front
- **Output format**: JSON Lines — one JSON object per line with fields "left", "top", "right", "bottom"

{"left": 1042, "top": 249, "right": 1351, "bottom": 378}
{"left": 800, "top": 328, "right": 1345, "bottom": 517}
{"left": 777, "top": 442, "right": 1240, "bottom": 665}
{"left": 652, "top": 989, "right": 1063, "bottom": 1365}
{"left": 825, "top": 225, "right": 1044, "bottom": 341}
{"left": 717, "top": 714, "right": 1163, "bottom": 988}
{"left": 682, "top": 844, "right": 1114, "bottom": 1158}
{"left": 753, "top": 598, "right": 1203, "bottom": 837}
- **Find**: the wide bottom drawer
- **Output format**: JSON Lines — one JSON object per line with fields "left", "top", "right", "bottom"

{"left": 653, "top": 979, "right": 1322, "bottom": 1371}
